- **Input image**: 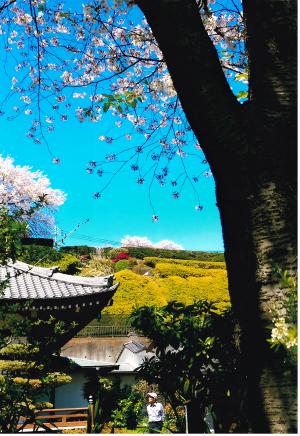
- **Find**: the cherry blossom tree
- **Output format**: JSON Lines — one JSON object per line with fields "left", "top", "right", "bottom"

{"left": 0, "top": 0, "right": 296, "bottom": 432}
{"left": 0, "top": 154, "right": 66, "bottom": 237}
{"left": 121, "top": 235, "right": 183, "bottom": 250}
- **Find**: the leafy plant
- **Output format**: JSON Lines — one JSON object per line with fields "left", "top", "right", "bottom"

{"left": 19, "top": 245, "right": 61, "bottom": 265}
{"left": 129, "top": 301, "right": 241, "bottom": 433}
{"left": 111, "top": 391, "right": 144, "bottom": 430}
{"left": 114, "top": 259, "right": 130, "bottom": 272}
{"left": 0, "top": 214, "right": 73, "bottom": 432}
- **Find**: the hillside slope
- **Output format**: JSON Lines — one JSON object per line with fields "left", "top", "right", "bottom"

{"left": 103, "top": 258, "right": 230, "bottom": 316}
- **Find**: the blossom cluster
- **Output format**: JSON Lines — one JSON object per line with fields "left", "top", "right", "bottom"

{"left": 0, "top": 154, "right": 66, "bottom": 236}
{"left": 270, "top": 317, "right": 297, "bottom": 349}
{"left": 0, "top": 0, "right": 246, "bottom": 216}
{"left": 268, "top": 271, "right": 297, "bottom": 355}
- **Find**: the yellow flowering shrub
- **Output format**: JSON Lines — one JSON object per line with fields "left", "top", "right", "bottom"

{"left": 144, "top": 257, "right": 226, "bottom": 269}
{"left": 0, "top": 360, "right": 44, "bottom": 371}
{"left": 154, "top": 262, "right": 226, "bottom": 278}
{"left": 104, "top": 267, "right": 230, "bottom": 316}
{"left": 13, "top": 377, "right": 42, "bottom": 388}
{"left": 103, "top": 270, "right": 168, "bottom": 316}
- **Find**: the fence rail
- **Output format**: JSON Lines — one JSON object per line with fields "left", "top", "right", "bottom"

{"left": 76, "top": 325, "right": 138, "bottom": 337}
{"left": 18, "top": 407, "right": 88, "bottom": 431}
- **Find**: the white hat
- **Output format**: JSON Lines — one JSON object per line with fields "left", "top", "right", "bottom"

{"left": 147, "top": 392, "right": 157, "bottom": 399}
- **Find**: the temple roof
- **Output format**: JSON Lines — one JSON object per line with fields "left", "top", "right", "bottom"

{"left": 0, "top": 261, "right": 116, "bottom": 302}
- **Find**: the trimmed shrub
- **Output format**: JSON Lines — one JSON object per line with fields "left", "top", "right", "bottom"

{"left": 56, "top": 254, "right": 81, "bottom": 274}
{"left": 114, "top": 260, "right": 130, "bottom": 271}
{"left": 43, "top": 254, "right": 81, "bottom": 275}
{"left": 155, "top": 262, "right": 226, "bottom": 278}
{"left": 125, "top": 246, "right": 225, "bottom": 261}
{"left": 19, "top": 245, "right": 61, "bottom": 264}
{"left": 144, "top": 257, "right": 226, "bottom": 269}
{"left": 60, "top": 245, "right": 97, "bottom": 257}
{"left": 104, "top": 267, "right": 230, "bottom": 316}
{"left": 102, "top": 270, "right": 169, "bottom": 315}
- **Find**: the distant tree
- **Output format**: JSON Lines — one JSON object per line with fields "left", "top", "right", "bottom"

{"left": 121, "top": 235, "right": 183, "bottom": 250}
{"left": 0, "top": 155, "right": 65, "bottom": 238}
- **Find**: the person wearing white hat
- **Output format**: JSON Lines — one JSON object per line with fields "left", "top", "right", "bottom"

{"left": 146, "top": 392, "right": 165, "bottom": 433}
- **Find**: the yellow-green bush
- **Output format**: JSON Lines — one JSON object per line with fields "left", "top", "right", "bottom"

{"left": 154, "top": 262, "right": 226, "bottom": 278}
{"left": 43, "top": 254, "right": 80, "bottom": 274}
{"left": 144, "top": 257, "right": 226, "bottom": 269}
{"left": 104, "top": 267, "right": 230, "bottom": 316}
{"left": 102, "top": 270, "right": 168, "bottom": 316}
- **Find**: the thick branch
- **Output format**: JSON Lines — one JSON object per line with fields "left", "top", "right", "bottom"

{"left": 0, "top": 0, "right": 16, "bottom": 13}
{"left": 136, "top": 0, "right": 244, "bottom": 162}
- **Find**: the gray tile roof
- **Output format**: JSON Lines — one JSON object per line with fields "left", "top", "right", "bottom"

{"left": 0, "top": 261, "right": 116, "bottom": 301}
{"left": 124, "top": 341, "right": 146, "bottom": 353}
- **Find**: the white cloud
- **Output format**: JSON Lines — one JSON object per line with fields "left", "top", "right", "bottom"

{"left": 121, "top": 235, "right": 183, "bottom": 250}
{"left": 154, "top": 239, "right": 183, "bottom": 250}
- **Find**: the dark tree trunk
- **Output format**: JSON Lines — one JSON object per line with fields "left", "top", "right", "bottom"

{"left": 186, "top": 400, "right": 206, "bottom": 433}
{"left": 137, "top": 0, "right": 297, "bottom": 432}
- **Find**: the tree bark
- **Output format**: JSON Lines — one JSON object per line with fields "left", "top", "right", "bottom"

{"left": 136, "top": 0, "right": 297, "bottom": 432}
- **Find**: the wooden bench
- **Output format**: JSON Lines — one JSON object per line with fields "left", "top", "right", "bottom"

{"left": 18, "top": 407, "right": 88, "bottom": 431}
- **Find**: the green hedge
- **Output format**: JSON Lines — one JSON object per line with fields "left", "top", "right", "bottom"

{"left": 19, "top": 246, "right": 80, "bottom": 275}
{"left": 114, "top": 260, "right": 130, "bottom": 272}
{"left": 154, "top": 262, "right": 227, "bottom": 279}
{"left": 144, "top": 257, "right": 226, "bottom": 269}
{"left": 125, "top": 247, "right": 224, "bottom": 261}
{"left": 60, "top": 245, "right": 97, "bottom": 256}
{"left": 19, "top": 245, "right": 61, "bottom": 264}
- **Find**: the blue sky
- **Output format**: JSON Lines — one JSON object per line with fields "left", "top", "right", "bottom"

{"left": 0, "top": 2, "right": 247, "bottom": 252}
{"left": 0, "top": 111, "right": 224, "bottom": 251}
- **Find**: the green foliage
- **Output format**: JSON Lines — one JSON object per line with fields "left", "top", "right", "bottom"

{"left": 129, "top": 301, "right": 240, "bottom": 433}
{"left": 0, "top": 210, "right": 73, "bottom": 432}
{"left": 125, "top": 246, "right": 225, "bottom": 261}
{"left": 87, "top": 377, "right": 114, "bottom": 433}
{"left": 0, "top": 315, "right": 72, "bottom": 432}
{"left": 0, "top": 209, "right": 28, "bottom": 264}
{"left": 100, "top": 91, "right": 143, "bottom": 114}
{"left": 19, "top": 246, "right": 81, "bottom": 275}
{"left": 60, "top": 245, "right": 97, "bottom": 257}
{"left": 111, "top": 391, "right": 144, "bottom": 430}
{"left": 86, "top": 377, "right": 144, "bottom": 433}
{"left": 54, "top": 253, "right": 80, "bottom": 274}
{"left": 114, "top": 259, "right": 130, "bottom": 272}
{"left": 144, "top": 257, "right": 226, "bottom": 269}
{"left": 19, "top": 245, "right": 61, "bottom": 264}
